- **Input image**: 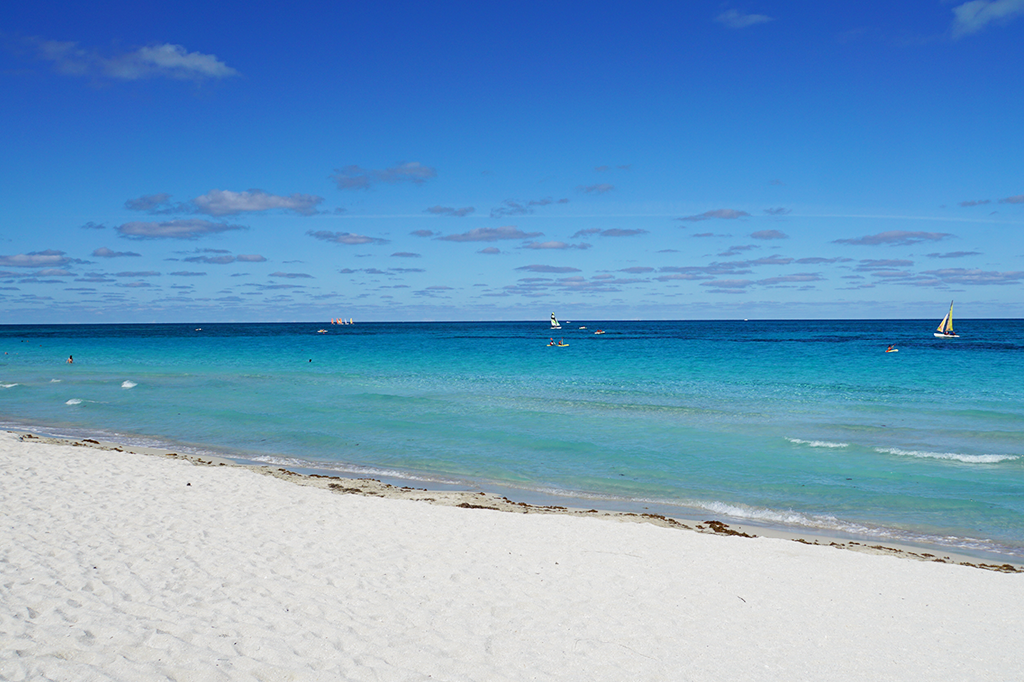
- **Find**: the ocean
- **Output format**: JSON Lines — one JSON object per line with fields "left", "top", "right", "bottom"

{"left": 2, "top": 319, "right": 1023, "bottom": 561}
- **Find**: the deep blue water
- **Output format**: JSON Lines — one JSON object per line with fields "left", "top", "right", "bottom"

{"left": 2, "top": 319, "right": 1023, "bottom": 559}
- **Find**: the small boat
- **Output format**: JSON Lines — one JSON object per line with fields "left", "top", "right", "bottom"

{"left": 317, "top": 329, "right": 328, "bottom": 334}
{"left": 885, "top": 345, "right": 898, "bottom": 353}
{"left": 556, "top": 339, "right": 569, "bottom": 347}
{"left": 550, "top": 312, "right": 561, "bottom": 330}
{"left": 594, "top": 329, "right": 605, "bottom": 335}
{"left": 579, "top": 326, "right": 586, "bottom": 330}
{"left": 934, "top": 301, "right": 959, "bottom": 338}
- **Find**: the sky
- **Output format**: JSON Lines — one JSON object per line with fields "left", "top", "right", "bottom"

{"left": 2, "top": 1, "right": 1023, "bottom": 323}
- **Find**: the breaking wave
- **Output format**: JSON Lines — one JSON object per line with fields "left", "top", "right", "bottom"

{"left": 876, "top": 447, "right": 1019, "bottom": 464}
{"left": 786, "top": 437, "right": 849, "bottom": 448}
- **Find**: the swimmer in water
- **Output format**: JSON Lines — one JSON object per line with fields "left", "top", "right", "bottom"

{"left": 67, "top": 355, "right": 73, "bottom": 364}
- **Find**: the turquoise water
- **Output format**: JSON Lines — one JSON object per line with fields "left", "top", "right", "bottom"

{"left": 2, "top": 320, "right": 1024, "bottom": 559}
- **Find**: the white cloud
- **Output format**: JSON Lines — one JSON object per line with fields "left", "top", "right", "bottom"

{"left": 183, "top": 255, "right": 236, "bottom": 264}
{"left": 951, "top": 0, "right": 1024, "bottom": 37}
{"left": 678, "top": 209, "right": 751, "bottom": 222}
{"left": 577, "top": 184, "right": 614, "bottom": 194}
{"left": 92, "top": 247, "right": 141, "bottom": 258}
{"left": 514, "top": 265, "right": 582, "bottom": 273}
{"left": 438, "top": 226, "right": 543, "bottom": 242}
{"left": 921, "top": 268, "right": 1024, "bottom": 285}
{"left": 125, "top": 193, "right": 173, "bottom": 211}
{"left": 490, "top": 198, "right": 568, "bottom": 218}
{"left": 571, "top": 228, "right": 648, "bottom": 238}
{"left": 523, "top": 241, "right": 591, "bottom": 250}
{"left": 0, "top": 250, "right": 79, "bottom": 268}
{"left": 751, "top": 230, "right": 788, "bottom": 240}
{"left": 192, "top": 189, "right": 323, "bottom": 216}
{"left": 116, "top": 219, "right": 245, "bottom": 240}
{"left": 123, "top": 44, "right": 238, "bottom": 79}
{"left": 306, "top": 230, "right": 390, "bottom": 245}
{"left": 33, "top": 40, "right": 239, "bottom": 81}
{"left": 126, "top": 190, "right": 322, "bottom": 216}
{"left": 926, "top": 251, "right": 981, "bottom": 259}
{"left": 332, "top": 162, "right": 437, "bottom": 190}
{"left": 426, "top": 206, "right": 475, "bottom": 217}
{"left": 832, "top": 230, "right": 953, "bottom": 246}
{"left": 715, "top": 9, "right": 774, "bottom": 29}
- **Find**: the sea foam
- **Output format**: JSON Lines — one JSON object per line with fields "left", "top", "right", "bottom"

{"left": 1, "top": 383, "right": 18, "bottom": 389}
{"left": 121, "top": 380, "right": 137, "bottom": 389}
{"left": 65, "top": 399, "right": 82, "bottom": 406}
{"left": 876, "top": 447, "right": 1019, "bottom": 464}
{"left": 786, "top": 437, "right": 849, "bottom": 448}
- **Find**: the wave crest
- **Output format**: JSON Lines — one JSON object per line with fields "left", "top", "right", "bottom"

{"left": 786, "top": 437, "right": 849, "bottom": 448}
{"left": 876, "top": 447, "right": 1019, "bottom": 464}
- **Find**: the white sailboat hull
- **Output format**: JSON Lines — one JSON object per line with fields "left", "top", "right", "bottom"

{"left": 934, "top": 332, "right": 959, "bottom": 338}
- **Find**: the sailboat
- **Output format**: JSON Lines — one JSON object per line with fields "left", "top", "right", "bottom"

{"left": 934, "top": 301, "right": 959, "bottom": 338}
{"left": 550, "top": 312, "right": 561, "bottom": 330}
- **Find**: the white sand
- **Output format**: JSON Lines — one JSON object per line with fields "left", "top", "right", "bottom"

{"left": 2, "top": 431, "right": 1023, "bottom": 681}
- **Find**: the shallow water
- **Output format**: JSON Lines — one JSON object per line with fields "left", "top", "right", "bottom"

{"left": 2, "top": 319, "right": 1023, "bottom": 559}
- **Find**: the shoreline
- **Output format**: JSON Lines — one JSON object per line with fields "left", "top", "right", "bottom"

{"left": 13, "top": 429, "right": 1021, "bottom": 573}
{"left": 5, "top": 428, "right": 1024, "bottom": 680}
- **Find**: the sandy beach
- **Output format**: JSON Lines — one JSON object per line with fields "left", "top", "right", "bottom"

{"left": 2, "top": 430, "right": 1023, "bottom": 680}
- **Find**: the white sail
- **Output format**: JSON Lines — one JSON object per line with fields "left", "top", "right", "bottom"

{"left": 550, "top": 313, "right": 560, "bottom": 329}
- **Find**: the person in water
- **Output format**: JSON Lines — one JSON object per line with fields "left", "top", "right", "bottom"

{"left": 67, "top": 355, "right": 73, "bottom": 364}
{"left": 886, "top": 345, "right": 895, "bottom": 352}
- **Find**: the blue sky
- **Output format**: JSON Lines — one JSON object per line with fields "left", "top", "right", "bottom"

{"left": 2, "top": 1, "right": 1023, "bottom": 323}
